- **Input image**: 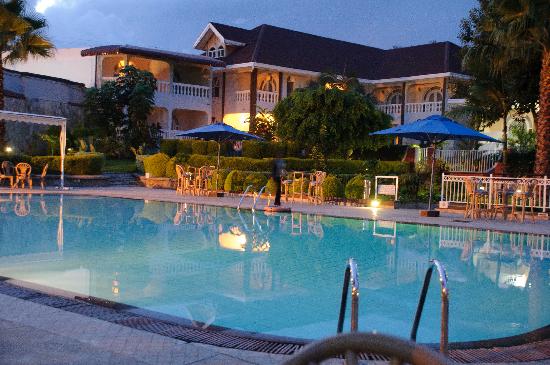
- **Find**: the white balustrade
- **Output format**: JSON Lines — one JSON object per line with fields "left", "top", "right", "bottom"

{"left": 235, "top": 90, "right": 250, "bottom": 102}
{"left": 440, "top": 174, "right": 550, "bottom": 211}
{"left": 405, "top": 102, "right": 442, "bottom": 114}
{"left": 416, "top": 148, "right": 502, "bottom": 173}
{"left": 257, "top": 90, "right": 279, "bottom": 104}
{"left": 102, "top": 78, "right": 210, "bottom": 99}
{"left": 376, "top": 104, "right": 402, "bottom": 115}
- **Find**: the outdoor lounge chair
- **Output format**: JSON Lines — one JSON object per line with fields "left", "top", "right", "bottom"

{"left": 511, "top": 178, "right": 538, "bottom": 223}
{"left": 0, "top": 161, "right": 14, "bottom": 187}
{"left": 38, "top": 164, "right": 48, "bottom": 189}
{"left": 14, "top": 163, "right": 32, "bottom": 189}
{"left": 175, "top": 164, "right": 185, "bottom": 195}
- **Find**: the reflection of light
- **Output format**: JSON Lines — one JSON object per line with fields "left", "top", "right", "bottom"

{"left": 252, "top": 242, "right": 270, "bottom": 252}
{"left": 218, "top": 226, "right": 247, "bottom": 251}
{"left": 4, "top": 146, "right": 12, "bottom": 153}
{"left": 371, "top": 199, "right": 380, "bottom": 208}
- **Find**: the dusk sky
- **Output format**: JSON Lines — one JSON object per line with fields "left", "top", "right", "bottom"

{"left": 32, "top": 0, "right": 478, "bottom": 53}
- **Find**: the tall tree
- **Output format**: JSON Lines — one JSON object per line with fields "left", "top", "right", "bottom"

{"left": 0, "top": 0, "right": 53, "bottom": 146}
{"left": 476, "top": 0, "right": 549, "bottom": 175}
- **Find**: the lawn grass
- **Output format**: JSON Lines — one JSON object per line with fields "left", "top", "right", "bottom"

{"left": 104, "top": 159, "right": 137, "bottom": 173}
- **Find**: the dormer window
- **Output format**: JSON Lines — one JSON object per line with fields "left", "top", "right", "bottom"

{"left": 208, "top": 47, "right": 216, "bottom": 58}
{"left": 218, "top": 46, "right": 225, "bottom": 58}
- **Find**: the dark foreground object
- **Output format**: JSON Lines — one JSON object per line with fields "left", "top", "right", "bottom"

{"left": 420, "top": 210, "right": 440, "bottom": 217}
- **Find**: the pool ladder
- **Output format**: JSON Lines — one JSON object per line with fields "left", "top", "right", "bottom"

{"left": 237, "top": 185, "right": 268, "bottom": 212}
{"left": 337, "top": 258, "right": 450, "bottom": 362}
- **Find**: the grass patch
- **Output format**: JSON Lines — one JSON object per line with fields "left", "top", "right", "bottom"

{"left": 104, "top": 159, "right": 137, "bottom": 173}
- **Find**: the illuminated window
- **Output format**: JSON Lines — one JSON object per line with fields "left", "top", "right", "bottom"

{"left": 259, "top": 76, "right": 276, "bottom": 92}
{"left": 424, "top": 87, "right": 443, "bottom": 102}
{"left": 386, "top": 91, "right": 402, "bottom": 105}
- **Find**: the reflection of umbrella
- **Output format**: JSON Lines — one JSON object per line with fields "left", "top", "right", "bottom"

{"left": 370, "top": 115, "right": 501, "bottom": 211}
{"left": 176, "top": 122, "right": 263, "bottom": 171}
{"left": 57, "top": 195, "right": 63, "bottom": 254}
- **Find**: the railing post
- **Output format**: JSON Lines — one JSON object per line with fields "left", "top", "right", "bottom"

{"left": 440, "top": 173, "right": 445, "bottom": 207}
{"left": 488, "top": 174, "right": 493, "bottom": 209}
{"left": 544, "top": 176, "right": 548, "bottom": 213}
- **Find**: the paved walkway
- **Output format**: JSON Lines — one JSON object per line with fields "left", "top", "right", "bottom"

{"left": 1, "top": 186, "right": 549, "bottom": 235}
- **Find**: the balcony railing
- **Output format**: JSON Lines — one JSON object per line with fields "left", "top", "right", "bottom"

{"left": 233, "top": 90, "right": 279, "bottom": 105}
{"left": 235, "top": 90, "right": 250, "bottom": 102}
{"left": 416, "top": 148, "right": 502, "bottom": 173}
{"left": 405, "top": 102, "right": 442, "bottom": 114}
{"left": 101, "top": 78, "right": 209, "bottom": 99}
{"left": 376, "top": 101, "right": 458, "bottom": 122}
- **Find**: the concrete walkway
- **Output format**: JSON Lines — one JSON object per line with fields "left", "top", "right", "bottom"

{"left": 1, "top": 186, "right": 549, "bottom": 235}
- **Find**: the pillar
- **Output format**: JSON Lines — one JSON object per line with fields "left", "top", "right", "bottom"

{"left": 278, "top": 71, "right": 283, "bottom": 101}
{"left": 441, "top": 77, "right": 448, "bottom": 114}
{"left": 221, "top": 71, "right": 226, "bottom": 120}
{"left": 400, "top": 82, "right": 406, "bottom": 125}
{"left": 249, "top": 68, "right": 258, "bottom": 131}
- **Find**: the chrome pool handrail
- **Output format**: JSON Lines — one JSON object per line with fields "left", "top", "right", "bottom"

{"left": 337, "top": 258, "right": 359, "bottom": 334}
{"left": 237, "top": 185, "right": 254, "bottom": 211}
{"left": 252, "top": 185, "right": 267, "bottom": 212}
{"left": 410, "top": 259, "right": 449, "bottom": 354}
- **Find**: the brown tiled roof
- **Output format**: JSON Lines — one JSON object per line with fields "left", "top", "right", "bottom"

{"left": 81, "top": 45, "right": 225, "bottom": 67}
{"left": 212, "top": 23, "right": 464, "bottom": 80}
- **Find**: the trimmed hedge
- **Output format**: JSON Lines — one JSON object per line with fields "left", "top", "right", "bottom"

{"left": 31, "top": 153, "right": 105, "bottom": 175}
{"left": 345, "top": 175, "right": 365, "bottom": 200}
{"left": 160, "top": 139, "right": 178, "bottom": 157}
{"left": 243, "top": 172, "right": 268, "bottom": 192}
{"left": 143, "top": 153, "right": 170, "bottom": 177}
{"left": 224, "top": 170, "right": 248, "bottom": 193}
{"left": 375, "top": 160, "right": 411, "bottom": 175}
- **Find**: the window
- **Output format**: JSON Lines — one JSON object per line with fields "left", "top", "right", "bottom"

{"left": 212, "top": 77, "right": 220, "bottom": 98}
{"left": 286, "top": 77, "right": 294, "bottom": 96}
{"left": 259, "top": 76, "right": 277, "bottom": 92}
{"left": 386, "top": 91, "right": 402, "bottom": 105}
{"left": 208, "top": 47, "right": 216, "bottom": 58}
{"left": 218, "top": 46, "right": 225, "bottom": 58}
{"left": 424, "top": 87, "right": 443, "bottom": 102}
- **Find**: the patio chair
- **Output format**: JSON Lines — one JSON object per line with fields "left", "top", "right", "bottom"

{"left": 490, "top": 180, "right": 516, "bottom": 220}
{"left": 14, "top": 163, "right": 32, "bottom": 189}
{"left": 308, "top": 171, "right": 326, "bottom": 204}
{"left": 184, "top": 166, "right": 198, "bottom": 195}
{"left": 175, "top": 164, "right": 185, "bottom": 195}
{"left": 38, "top": 164, "right": 48, "bottom": 189}
{"left": 464, "top": 177, "right": 488, "bottom": 219}
{"left": 0, "top": 161, "right": 14, "bottom": 187}
{"left": 283, "top": 171, "right": 306, "bottom": 202}
{"left": 511, "top": 178, "right": 538, "bottom": 223}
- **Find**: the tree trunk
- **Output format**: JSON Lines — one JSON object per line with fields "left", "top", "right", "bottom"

{"left": 502, "top": 111, "right": 508, "bottom": 172}
{"left": 0, "top": 62, "right": 5, "bottom": 148}
{"left": 534, "top": 49, "right": 550, "bottom": 176}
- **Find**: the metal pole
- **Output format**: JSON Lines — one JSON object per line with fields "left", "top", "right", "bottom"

{"left": 428, "top": 145, "right": 435, "bottom": 211}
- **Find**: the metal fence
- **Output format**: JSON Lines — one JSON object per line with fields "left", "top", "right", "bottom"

{"left": 416, "top": 148, "right": 502, "bottom": 173}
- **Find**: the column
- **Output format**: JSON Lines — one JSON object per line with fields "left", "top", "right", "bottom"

{"left": 249, "top": 68, "right": 258, "bottom": 130}
{"left": 208, "top": 67, "right": 213, "bottom": 123}
{"left": 441, "top": 77, "right": 448, "bottom": 114}
{"left": 278, "top": 71, "right": 283, "bottom": 102}
{"left": 400, "top": 82, "right": 406, "bottom": 125}
{"left": 221, "top": 71, "right": 226, "bottom": 120}
{"left": 167, "top": 108, "right": 173, "bottom": 131}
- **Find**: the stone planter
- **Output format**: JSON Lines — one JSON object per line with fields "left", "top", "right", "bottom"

{"left": 139, "top": 176, "right": 176, "bottom": 189}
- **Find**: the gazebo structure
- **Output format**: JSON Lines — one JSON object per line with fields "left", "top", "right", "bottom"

{"left": 0, "top": 110, "right": 67, "bottom": 188}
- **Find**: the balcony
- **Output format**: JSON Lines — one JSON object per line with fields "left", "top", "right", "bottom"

{"left": 101, "top": 77, "right": 211, "bottom": 112}
{"left": 233, "top": 90, "right": 279, "bottom": 111}
{"left": 377, "top": 100, "right": 463, "bottom": 124}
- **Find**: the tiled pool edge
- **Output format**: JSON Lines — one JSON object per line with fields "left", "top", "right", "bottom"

{"left": 0, "top": 278, "right": 548, "bottom": 363}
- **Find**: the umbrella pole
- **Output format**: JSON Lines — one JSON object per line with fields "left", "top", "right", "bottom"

{"left": 428, "top": 145, "right": 435, "bottom": 211}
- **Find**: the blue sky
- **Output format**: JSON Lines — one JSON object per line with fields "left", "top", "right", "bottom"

{"left": 32, "top": 0, "right": 478, "bottom": 53}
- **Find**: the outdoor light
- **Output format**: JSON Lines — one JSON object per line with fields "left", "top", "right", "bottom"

{"left": 371, "top": 199, "right": 380, "bottom": 208}
{"left": 4, "top": 146, "right": 12, "bottom": 153}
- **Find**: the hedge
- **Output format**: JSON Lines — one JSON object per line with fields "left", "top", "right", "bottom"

{"left": 345, "top": 175, "right": 365, "bottom": 200}
{"left": 0, "top": 153, "right": 32, "bottom": 165}
{"left": 160, "top": 139, "right": 178, "bottom": 157}
{"left": 322, "top": 175, "right": 344, "bottom": 199}
{"left": 31, "top": 153, "right": 105, "bottom": 175}
{"left": 375, "top": 160, "right": 411, "bottom": 175}
{"left": 143, "top": 153, "right": 170, "bottom": 177}
{"left": 243, "top": 172, "right": 268, "bottom": 192}
{"left": 224, "top": 170, "right": 248, "bottom": 193}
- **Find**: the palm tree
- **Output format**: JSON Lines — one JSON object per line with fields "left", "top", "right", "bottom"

{"left": 485, "top": 0, "right": 549, "bottom": 175}
{"left": 0, "top": 0, "right": 54, "bottom": 145}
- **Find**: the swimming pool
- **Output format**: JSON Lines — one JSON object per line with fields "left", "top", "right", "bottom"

{"left": 0, "top": 194, "right": 548, "bottom": 343}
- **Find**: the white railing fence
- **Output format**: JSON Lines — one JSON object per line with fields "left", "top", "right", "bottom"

{"left": 102, "top": 78, "right": 209, "bottom": 99}
{"left": 377, "top": 104, "right": 402, "bottom": 114}
{"left": 257, "top": 90, "right": 279, "bottom": 104}
{"left": 416, "top": 148, "right": 502, "bottom": 173}
{"left": 405, "top": 102, "right": 442, "bottom": 114}
{"left": 235, "top": 90, "right": 250, "bottom": 102}
{"left": 440, "top": 174, "right": 550, "bottom": 211}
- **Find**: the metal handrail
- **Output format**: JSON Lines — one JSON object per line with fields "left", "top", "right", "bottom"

{"left": 252, "top": 185, "right": 267, "bottom": 212}
{"left": 237, "top": 185, "right": 254, "bottom": 211}
{"left": 410, "top": 259, "right": 449, "bottom": 354}
{"left": 337, "top": 258, "right": 359, "bottom": 334}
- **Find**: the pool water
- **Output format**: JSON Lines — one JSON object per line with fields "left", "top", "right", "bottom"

{"left": 0, "top": 194, "right": 548, "bottom": 343}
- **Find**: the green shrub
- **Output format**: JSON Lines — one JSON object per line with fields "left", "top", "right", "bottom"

{"left": 208, "top": 169, "right": 229, "bottom": 191}
{"left": 177, "top": 140, "right": 194, "bottom": 155}
{"left": 191, "top": 140, "right": 208, "bottom": 155}
{"left": 326, "top": 159, "right": 366, "bottom": 174}
{"left": 160, "top": 139, "right": 178, "bottom": 157}
{"left": 224, "top": 170, "right": 248, "bottom": 193}
{"left": 135, "top": 155, "right": 148, "bottom": 173}
{"left": 0, "top": 153, "right": 32, "bottom": 165}
{"left": 266, "top": 177, "right": 278, "bottom": 195}
{"left": 31, "top": 153, "right": 105, "bottom": 175}
{"left": 242, "top": 140, "right": 266, "bottom": 158}
{"left": 187, "top": 154, "right": 216, "bottom": 168}
{"left": 345, "top": 175, "right": 366, "bottom": 200}
{"left": 243, "top": 172, "right": 268, "bottom": 192}
{"left": 375, "top": 161, "right": 411, "bottom": 175}
{"left": 398, "top": 173, "right": 423, "bottom": 203}
{"left": 143, "top": 153, "right": 170, "bottom": 177}
{"left": 285, "top": 142, "right": 302, "bottom": 157}
{"left": 265, "top": 142, "right": 286, "bottom": 158}
{"left": 291, "top": 177, "right": 310, "bottom": 195}
{"left": 206, "top": 141, "right": 220, "bottom": 156}
{"left": 507, "top": 151, "right": 535, "bottom": 177}
{"left": 165, "top": 157, "right": 177, "bottom": 179}
{"left": 322, "top": 175, "right": 344, "bottom": 199}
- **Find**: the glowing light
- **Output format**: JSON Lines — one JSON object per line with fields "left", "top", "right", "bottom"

{"left": 4, "top": 146, "right": 13, "bottom": 153}
{"left": 370, "top": 199, "right": 380, "bottom": 208}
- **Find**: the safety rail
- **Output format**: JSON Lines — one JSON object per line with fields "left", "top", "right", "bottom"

{"left": 252, "top": 185, "right": 267, "bottom": 212}
{"left": 237, "top": 185, "right": 253, "bottom": 211}
{"left": 337, "top": 258, "right": 359, "bottom": 334}
{"left": 416, "top": 148, "right": 501, "bottom": 173}
{"left": 410, "top": 259, "right": 449, "bottom": 354}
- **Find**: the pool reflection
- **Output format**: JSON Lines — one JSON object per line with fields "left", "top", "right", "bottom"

{"left": 0, "top": 195, "right": 548, "bottom": 342}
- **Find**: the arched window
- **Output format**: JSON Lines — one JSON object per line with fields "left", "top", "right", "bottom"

{"left": 208, "top": 47, "right": 216, "bottom": 58}
{"left": 217, "top": 46, "right": 225, "bottom": 58}
{"left": 424, "top": 87, "right": 443, "bottom": 102}
{"left": 212, "top": 77, "right": 220, "bottom": 98}
{"left": 259, "top": 76, "right": 277, "bottom": 92}
{"left": 386, "top": 91, "right": 402, "bottom": 105}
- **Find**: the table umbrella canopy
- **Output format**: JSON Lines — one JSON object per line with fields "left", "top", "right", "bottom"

{"left": 175, "top": 122, "right": 263, "bottom": 142}
{"left": 370, "top": 115, "right": 501, "bottom": 144}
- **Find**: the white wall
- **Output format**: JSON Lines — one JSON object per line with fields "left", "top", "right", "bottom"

{"left": 7, "top": 48, "right": 96, "bottom": 87}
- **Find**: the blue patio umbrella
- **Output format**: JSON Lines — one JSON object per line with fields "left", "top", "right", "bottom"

{"left": 175, "top": 122, "right": 263, "bottom": 187}
{"left": 370, "top": 115, "right": 501, "bottom": 212}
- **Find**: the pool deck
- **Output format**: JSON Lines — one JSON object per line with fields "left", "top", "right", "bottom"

{"left": 2, "top": 186, "right": 549, "bottom": 235}
{"left": 1, "top": 186, "right": 549, "bottom": 364}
